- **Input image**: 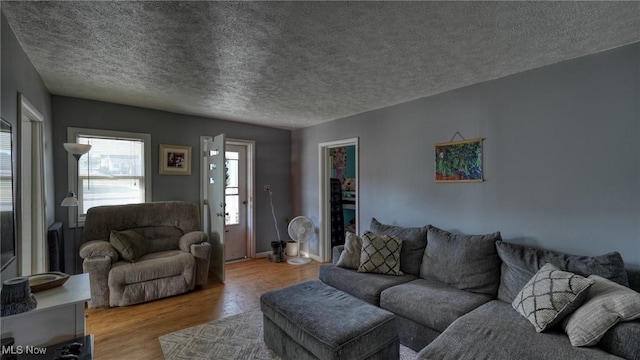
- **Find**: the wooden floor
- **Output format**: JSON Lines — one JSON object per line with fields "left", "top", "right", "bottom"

{"left": 86, "top": 258, "right": 322, "bottom": 360}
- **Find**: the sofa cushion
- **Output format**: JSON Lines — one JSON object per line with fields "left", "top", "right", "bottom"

{"left": 108, "top": 250, "right": 196, "bottom": 306}
{"left": 417, "top": 300, "right": 622, "bottom": 360}
{"left": 496, "top": 242, "right": 629, "bottom": 303}
{"left": 369, "top": 218, "right": 428, "bottom": 276}
{"left": 420, "top": 226, "right": 502, "bottom": 297}
{"left": 319, "top": 264, "right": 416, "bottom": 305}
{"left": 358, "top": 232, "right": 403, "bottom": 276}
{"left": 562, "top": 275, "right": 640, "bottom": 346}
{"left": 599, "top": 320, "right": 640, "bottom": 360}
{"left": 336, "top": 232, "right": 362, "bottom": 269}
{"left": 109, "top": 230, "right": 149, "bottom": 262}
{"left": 513, "top": 263, "right": 593, "bottom": 332}
{"left": 140, "top": 226, "right": 185, "bottom": 252}
{"left": 381, "top": 278, "right": 492, "bottom": 332}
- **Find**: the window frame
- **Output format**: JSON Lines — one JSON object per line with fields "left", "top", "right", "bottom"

{"left": 67, "top": 127, "right": 152, "bottom": 227}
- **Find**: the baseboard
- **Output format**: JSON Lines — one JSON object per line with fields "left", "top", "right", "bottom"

{"left": 255, "top": 251, "right": 271, "bottom": 258}
{"left": 301, "top": 251, "right": 323, "bottom": 263}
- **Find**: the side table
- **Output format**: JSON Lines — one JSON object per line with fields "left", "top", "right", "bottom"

{"left": 0, "top": 273, "right": 91, "bottom": 347}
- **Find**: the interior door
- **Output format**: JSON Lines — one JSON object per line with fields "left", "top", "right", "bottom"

{"left": 224, "top": 144, "right": 248, "bottom": 261}
{"left": 201, "top": 134, "right": 226, "bottom": 282}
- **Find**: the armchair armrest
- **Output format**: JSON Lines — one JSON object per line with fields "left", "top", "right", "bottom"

{"left": 179, "top": 231, "right": 211, "bottom": 286}
{"left": 82, "top": 256, "right": 112, "bottom": 308}
{"left": 179, "top": 231, "right": 209, "bottom": 252}
{"left": 80, "top": 240, "right": 119, "bottom": 262}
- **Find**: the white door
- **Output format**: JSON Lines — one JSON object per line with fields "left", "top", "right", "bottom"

{"left": 224, "top": 144, "right": 248, "bottom": 261}
{"left": 201, "top": 134, "right": 226, "bottom": 282}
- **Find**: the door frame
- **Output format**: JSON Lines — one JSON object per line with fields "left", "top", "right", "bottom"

{"left": 226, "top": 138, "right": 256, "bottom": 259}
{"left": 17, "top": 93, "right": 46, "bottom": 275}
{"left": 318, "top": 137, "right": 359, "bottom": 263}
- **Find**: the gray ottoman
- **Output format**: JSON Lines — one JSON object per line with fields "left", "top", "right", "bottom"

{"left": 260, "top": 280, "right": 399, "bottom": 360}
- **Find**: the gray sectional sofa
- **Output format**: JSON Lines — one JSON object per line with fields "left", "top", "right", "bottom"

{"left": 319, "top": 219, "right": 640, "bottom": 360}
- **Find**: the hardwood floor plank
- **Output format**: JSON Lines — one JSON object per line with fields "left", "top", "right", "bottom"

{"left": 86, "top": 258, "right": 322, "bottom": 360}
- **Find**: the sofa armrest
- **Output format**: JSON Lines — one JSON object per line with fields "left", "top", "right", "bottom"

{"left": 599, "top": 320, "right": 640, "bottom": 359}
{"left": 179, "top": 231, "right": 209, "bottom": 252}
{"left": 332, "top": 245, "right": 345, "bottom": 265}
{"left": 80, "top": 240, "right": 118, "bottom": 262}
{"left": 82, "top": 256, "right": 112, "bottom": 308}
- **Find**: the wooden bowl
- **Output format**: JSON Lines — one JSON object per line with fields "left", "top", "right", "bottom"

{"left": 28, "top": 272, "right": 70, "bottom": 293}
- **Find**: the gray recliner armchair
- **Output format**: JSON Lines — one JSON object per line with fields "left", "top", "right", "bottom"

{"left": 79, "top": 201, "right": 210, "bottom": 308}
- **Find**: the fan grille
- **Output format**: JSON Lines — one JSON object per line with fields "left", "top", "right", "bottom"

{"left": 287, "top": 216, "right": 314, "bottom": 241}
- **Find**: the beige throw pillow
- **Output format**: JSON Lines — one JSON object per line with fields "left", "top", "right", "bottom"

{"left": 357, "top": 231, "right": 403, "bottom": 276}
{"left": 562, "top": 275, "right": 640, "bottom": 346}
{"left": 336, "top": 232, "right": 362, "bottom": 270}
{"left": 109, "top": 230, "right": 149, "bottom": 262}
{"left": 512, "top": 263, "right": 594, "bottom": 332}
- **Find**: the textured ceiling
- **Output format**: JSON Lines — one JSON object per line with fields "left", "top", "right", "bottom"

{"left": 2, "top": 2, "right": 640, "bottom": 129}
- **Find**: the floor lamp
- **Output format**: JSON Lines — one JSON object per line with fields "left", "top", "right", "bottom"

{"left": 61, "top": 143, "right": 91, "bottom": 274}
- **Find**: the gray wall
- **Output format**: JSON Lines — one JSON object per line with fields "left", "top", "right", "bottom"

{"left": 0, "top": 12, "right": 54, "bottom": 280}
{"left": 52, "top": 96, "right": 292, "bottom": 272}
{"left": 292, "top": 43, "right": 640, "bottom": 268}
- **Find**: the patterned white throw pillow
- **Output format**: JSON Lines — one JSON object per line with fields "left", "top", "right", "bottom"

{"left": 512, "top": 263, "right": 594, "bottom": 332}
{"left": 357, "top": 231, "right": 403, "bottom": 276}
{"left": 562, "top": 275, "right": 640, "bottom": 346}
{"left": 336, "top": 232, "right": 362, "bottom": 270}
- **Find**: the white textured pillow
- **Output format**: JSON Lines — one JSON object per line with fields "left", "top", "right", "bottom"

{"left": 512, "top": 263, "right": 594, "bottom": 332}
{"left": 562, "top": 275, "right": 640, "bottom": 346}
{"left": 336, "top": 232, "right": 362, "bottom": 270}
{"left": 357, "top": 231, "right": 403, "bottom": 275}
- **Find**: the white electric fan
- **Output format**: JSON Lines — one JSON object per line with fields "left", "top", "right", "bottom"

{"left": 287, "top": 216, "right": 314, "bottom": 265}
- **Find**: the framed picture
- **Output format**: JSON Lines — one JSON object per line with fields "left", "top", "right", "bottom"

{"left": 434, "top": 138, "right": 483, "bottom": 182}
{"left": 159, "top": 144, "right": 191, "bottom": 175}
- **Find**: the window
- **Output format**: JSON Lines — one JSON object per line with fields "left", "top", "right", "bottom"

{"left": 67, "top": 128, "right": 151, "bottom": 227}
{"left": 224, "top": 151, "right": 239, "bottom": 225}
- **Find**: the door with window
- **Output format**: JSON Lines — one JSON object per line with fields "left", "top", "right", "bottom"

{"left": 224, "top": 144, "right": 248, "bottom": 261}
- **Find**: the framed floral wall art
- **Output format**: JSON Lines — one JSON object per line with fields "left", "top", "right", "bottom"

{"left": 434, "top": 138, "right": 483, "bottom": 182}
{"left": 159, "top": 144, "right": 191, "bottom": 175}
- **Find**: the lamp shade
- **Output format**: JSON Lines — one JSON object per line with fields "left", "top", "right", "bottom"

{"left": 63, "top": 143, "right": 91, "bottom": 155}
{"left": 61, "top": 192, "right": 79, "bottom": 207}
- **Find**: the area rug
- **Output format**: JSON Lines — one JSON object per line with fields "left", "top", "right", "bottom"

{"left": 159, "top": 309, "right": 418, "bottom": 360}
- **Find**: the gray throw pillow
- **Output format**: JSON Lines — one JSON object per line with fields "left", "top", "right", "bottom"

{"left": 562, "top": 275, "right": 640, "bottom": 346}
{"left": 513, "top": 263, "right": 593, "bottom": 333}
{"left": 336, "top": 232, "right": 362, "bottom": 270}
{"left": 369, "top": 218, "right": 428, "bottom": 276}
{"left": 420, "top": 226, "right": 502, "bottom": 297}
{"left": 357, "top": 231, "right": 403, "bottom": 276}
{"left": 109, "top": 230, "right": 149, "bottom": 262}
{"left": 496, "top": 241, "right": 629, "bottom": 303}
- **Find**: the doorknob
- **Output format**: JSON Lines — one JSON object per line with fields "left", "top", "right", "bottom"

{"left": 216, "top": 212, "right": 230, "bottom": 217}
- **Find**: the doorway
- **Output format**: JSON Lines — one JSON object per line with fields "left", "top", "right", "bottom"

{"left": 318, "top": 137, "right": 359, "bottom": 263}
{"left": 224, "top": 142, "right": 253, "bottom": 261}
{"left": 18, "top": 94, "right": 46, "bottom": 276}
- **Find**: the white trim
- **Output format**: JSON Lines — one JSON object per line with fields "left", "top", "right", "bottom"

{"left": 18, "top": 94, "right": 46, "bottom": 275}
{"left": 66, "top": 127, "right": 152, "bottom": 227}
{"left": 255, "top": 251, "right": 271, "bottom": 259}
{"left": 318, "top": 137, "right": 359, "bottom": 263}
{"left": 301, "top": 251, "right": 322, "bottom": 263}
